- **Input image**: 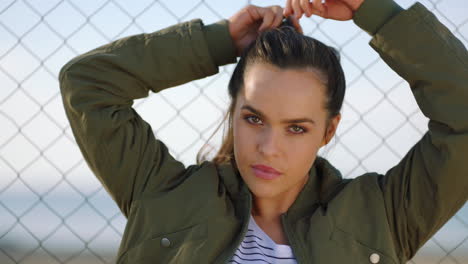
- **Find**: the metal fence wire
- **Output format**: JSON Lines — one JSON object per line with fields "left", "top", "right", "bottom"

{"left": 0, "top": 0, "right": 467, "bottom": 263}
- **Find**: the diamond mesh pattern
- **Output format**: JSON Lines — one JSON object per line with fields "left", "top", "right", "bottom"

{"left": 0, "top": 0, "right": 467, "bottom": 263}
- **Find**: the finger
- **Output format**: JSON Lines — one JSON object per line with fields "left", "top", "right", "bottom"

{"left": 291, "top": 0, "right": 303, "bottom": 19}
{"left": 300, "top": 0, "right": 313, "bottom": 17}
{"left": 258, "top": 9, "right": 275, "bottom": 31}
{"left": 310, "top": 5, "right": 328, "bottom": 19}
{"left": 313, "top": 0, "right": 325, "bottom": 14}
{"left": 284, "top": 0, "right": 293, "bottom": 17}
{"left": 245, "top": 5, "right": 264, "bottom": 23}
{"left": 293, "top": 16, "right": 304, "bottom": 34}
{"left": 271, "top": 6, "right": 284, "bottom": 28}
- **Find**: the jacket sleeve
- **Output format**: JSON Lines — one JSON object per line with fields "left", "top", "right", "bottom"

{"left": 58, "top": 19, "right": 237, "bottom": 218}
{"left": 353, "top": 0, "right": 468, "bottom": 261}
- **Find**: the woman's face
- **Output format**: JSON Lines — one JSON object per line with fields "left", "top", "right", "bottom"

{"left": 233, "top": 62, "right": 339, "bottom": 200}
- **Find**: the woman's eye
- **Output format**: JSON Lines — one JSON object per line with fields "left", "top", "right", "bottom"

{"left": 290, "top": 126, "right": 306, "bottom": 134}
{"left": 245, "top": 115, "right": 306, "bottom": 134}
{"left": 245, "top": 115, "right": 262, "bottom": 124}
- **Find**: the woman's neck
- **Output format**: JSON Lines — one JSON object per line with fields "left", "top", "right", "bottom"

{"left": 251, "top": 175, "right": 308, "bottom": 222}
{"left": 251, "top": 196, "right": 289, "bottom": 222}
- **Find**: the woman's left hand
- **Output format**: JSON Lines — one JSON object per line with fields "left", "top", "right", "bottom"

{"left": 284, "top": 0, "right": 365, "bottom": 21}
{"left": 229, "top": 5, "right": 302, "bottom": 56}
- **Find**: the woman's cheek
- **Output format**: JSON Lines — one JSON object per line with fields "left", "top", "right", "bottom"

{"left": 234, "top": 120, "right": 252, "bottom": 158}
{"left": 289, "top": 134, "right": 320, "bottom": 160}
{"left": 238, "top": 122, "right": 255, "bottom": 150}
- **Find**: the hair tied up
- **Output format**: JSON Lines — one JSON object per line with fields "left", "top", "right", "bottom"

{"left": 279, "top": 16, "right": 301, "bottom": 33}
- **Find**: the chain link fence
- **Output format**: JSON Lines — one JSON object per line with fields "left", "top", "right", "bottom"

{"left": 0, "top": 0, "right": 467, "bottom": 263}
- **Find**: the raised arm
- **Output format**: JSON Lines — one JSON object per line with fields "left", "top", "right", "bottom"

{"left": 354, "top": 0, "right": 468, "bottom": 259}
{"left": 286, "top": 0, "right": 468, "bottom": 260}
{"left": 59, "top": 19, "right": 237, "bottom": 217}
{"left": 58, "top": 5, "right": 294, "bottom": 218}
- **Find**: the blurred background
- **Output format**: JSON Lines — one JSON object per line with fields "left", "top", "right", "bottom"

{"left": 0, "top": 0, "right": 467, "bottom": 263}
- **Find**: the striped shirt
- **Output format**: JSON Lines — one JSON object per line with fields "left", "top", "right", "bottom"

{"left": 228, "top": 215, "right": 297, "bottom": 264}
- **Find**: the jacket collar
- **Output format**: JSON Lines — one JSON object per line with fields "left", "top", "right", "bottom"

{"left": 216, "top": 156, "right": 344, "bottom": 219}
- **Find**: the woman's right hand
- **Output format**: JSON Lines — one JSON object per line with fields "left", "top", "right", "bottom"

{"left": 228, "top": 5, "right": 302, "bottom": 56}
{"left": 284, "top": 0, "right": 365, "bottom": 21}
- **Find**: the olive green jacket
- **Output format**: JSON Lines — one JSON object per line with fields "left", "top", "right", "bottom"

{"left": 59, "top": 0, "right": 468, "bottom": 262}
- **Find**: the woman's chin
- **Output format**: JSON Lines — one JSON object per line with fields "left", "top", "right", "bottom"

{"left": 246, "top": 182, "right": 283, "bottom": 199}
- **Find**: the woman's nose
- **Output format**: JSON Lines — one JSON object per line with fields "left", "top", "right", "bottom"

{"left": 257, "top": 128, "right": 281, "bottom": 157}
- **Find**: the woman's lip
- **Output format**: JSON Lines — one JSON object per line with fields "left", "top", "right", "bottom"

{"left": 252, "top": 167, "right": 281, "bottom": 180}
{"left": 251, "top": 164, "right": 282, "bottom": 180}
{"left": 251, "top": 164, "right": 282, "bottom": 174}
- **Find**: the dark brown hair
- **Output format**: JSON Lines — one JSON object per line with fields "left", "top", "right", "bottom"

{"left": 196, "top": 19, "right": 345, "bottom": 166}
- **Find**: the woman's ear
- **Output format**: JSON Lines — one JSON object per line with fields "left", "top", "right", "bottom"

{"left": 321, "top": 113, "right": 341, "bottom": 147}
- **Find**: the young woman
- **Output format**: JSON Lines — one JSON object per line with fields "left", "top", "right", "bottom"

{"left": 59, "top": 0, "right": 468, "bottom": 263}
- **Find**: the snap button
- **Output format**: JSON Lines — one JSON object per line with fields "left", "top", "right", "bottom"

{"left": 161, "top": 237, "right": 171, "bottom": 247}
{"left": 370, "top": 253, "right": 380, "bottom": 263}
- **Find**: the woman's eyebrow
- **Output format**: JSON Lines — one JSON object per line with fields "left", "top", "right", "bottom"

{"left": 241, "top": 104, "right": 316, "bottom": 125}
